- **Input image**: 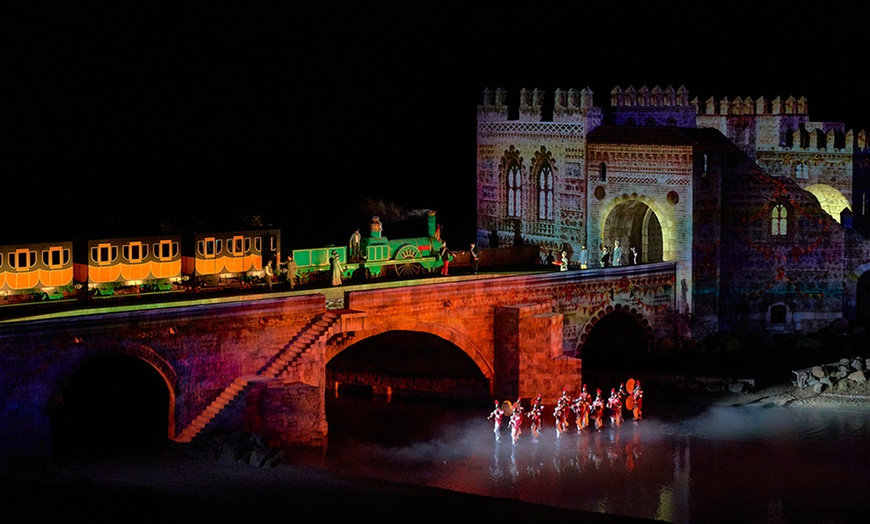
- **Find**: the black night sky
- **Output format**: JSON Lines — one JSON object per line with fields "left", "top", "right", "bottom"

{"left": 6, "top": 5, "right": 868, "bottom": 248}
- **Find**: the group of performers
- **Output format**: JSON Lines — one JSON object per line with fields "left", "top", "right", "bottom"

{"left": 488, "top": 379, "right": 643, "bottom": 444}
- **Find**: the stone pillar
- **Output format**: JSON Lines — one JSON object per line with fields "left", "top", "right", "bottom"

{"left": 494, "top": 304, "right": 580, "bottom": 401}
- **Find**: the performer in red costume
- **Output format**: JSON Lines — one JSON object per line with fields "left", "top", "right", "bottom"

{"left": 554, "top": 390, "right": 570, "bottom": 437}
{"left": 572, "top": 384, "right": 591, "bottom": 430}
{"left": 591, "top": 389, "right": 605, "bottom": 430}
{"left": 487, "top": 400, "right": 504, "bottom": 441}
{"left": 509, "top": 398, "right": 524, "bottom": 445}
{"left": 607, "top": 387, "right": 623, "bottom": 428}
{"left": 526, "top": 395, "right": 544, "bottom": 439}
{"left": 631, "top": 380, "right": 643, "bottom": 421}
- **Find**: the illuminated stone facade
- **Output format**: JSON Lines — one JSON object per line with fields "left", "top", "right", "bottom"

{"left": 476, "top": 85, "right": 870, "bottom": 339}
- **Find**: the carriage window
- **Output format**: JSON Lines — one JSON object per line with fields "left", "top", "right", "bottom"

{"left": 41, "top": 246, "right": 69, "bottom": 268}
{"left": 123, "top": 242, "right": 147, "bottom": 262}
{"left": 155, "top": 240, "right": 177, "bottom": 260}
{"left": 91, "top": 244, "right": 118, "bottom": 264}
{"left": 198, "top": 238, "right": 219, "bottom": 257}
{"left": 12, "top": 249, "right": 36, "bottom": 269}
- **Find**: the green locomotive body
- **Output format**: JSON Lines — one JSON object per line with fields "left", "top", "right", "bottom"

{"left": 292, "top": 211, "right": 450, "bottom": 284}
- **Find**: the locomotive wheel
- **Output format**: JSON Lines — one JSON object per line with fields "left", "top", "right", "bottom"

{"left": 393, "top": 245, "right": 422, "bottom": 277}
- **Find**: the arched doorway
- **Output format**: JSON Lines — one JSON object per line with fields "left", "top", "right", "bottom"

{"left": 579, "top": 310, "right": 651, "bottom": 371}
{"left": 51, "top": 353, "right": 169, "bottom": 461}
{"left": 603, "top": 200, "right": 663, "bottom": 263}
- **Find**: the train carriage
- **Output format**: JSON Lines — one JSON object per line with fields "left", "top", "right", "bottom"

{"left": 183, "top": 228, "right": 280, "bottom": 289}
{"left": 0, "top": 240, "right": 75, "bottom": 302}
{"left": 80, "top": 234, "right": 183, "bottom": 296}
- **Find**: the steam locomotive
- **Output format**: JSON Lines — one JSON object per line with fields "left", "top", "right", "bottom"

{"left": 291, "top": 211, "right": 449, "bottom": 284}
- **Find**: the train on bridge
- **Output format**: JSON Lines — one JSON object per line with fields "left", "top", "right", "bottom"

{"left": 0, "top": 211, "right": 540, "bottom": 310}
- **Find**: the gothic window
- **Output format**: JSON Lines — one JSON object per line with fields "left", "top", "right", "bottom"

{"left": 537, "top": 163, "right": 554, "bottom": 220}
{"left": 771, "top": 204, "right": 788, "bottom": 236}
{"left": 507, "top": 163, "right": 522, "bottom": 217}
{"left": 599, "top": 162, "right": 606, "bottom": 182}
{"left": 795, "top": 162, "right": 808, "bottom": 180}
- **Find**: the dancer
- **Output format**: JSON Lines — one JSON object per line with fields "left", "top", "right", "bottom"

{"left": 591, "top": 389, "right": 605, "bottom": 430}
{"left": 573, "top": 384, "right": 591, "bottom": 431}
{"left": 617, "top": 382, "right": 628, "bottom": 423}
{"left": 509, "top": 398, "right": 524, "bottom": 445}
{"left": 554, "top": 390, "right": 570, "bottom": 437}
{"left": 526, "top": 395, "right": 543, "bottom": 439}
{"left": 487, "top": 400, "right": 504, "bottom": 441}
{"left": 631, "top": 380, "right": 643, "bottom": 421}
{"left": 607, "top": 387, "right": 623, "bottom": 428}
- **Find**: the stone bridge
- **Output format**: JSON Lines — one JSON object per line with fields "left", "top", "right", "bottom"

{"left": 0, "top": 263, "right": 676, "bottom": 461}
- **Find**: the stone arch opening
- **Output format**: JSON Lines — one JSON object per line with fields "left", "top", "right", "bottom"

{"left": 50, "top": 353, "right": 171, "bottom": 461}
{"left": 326, "top": 330, "right": 491, "bottom": 400}
{"left": 578, "top": 309, "right": 652, "bottom": 371}
{"left": 804, "top": 183, "right": 851, "bottom": 224}
{"left": 602, "top": 198, "right": 664, "bottom": 263}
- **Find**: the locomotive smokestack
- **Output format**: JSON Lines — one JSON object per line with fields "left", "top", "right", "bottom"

{"left": 370, "top": 216, "right": 383, "bottom": 239}
{"left": 428, "top": 210, "right": 437, "bottom": 237}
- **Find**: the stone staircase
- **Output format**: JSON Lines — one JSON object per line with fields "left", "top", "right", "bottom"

{"left": 171, "top": 311, "right": 342, "bottom": 443}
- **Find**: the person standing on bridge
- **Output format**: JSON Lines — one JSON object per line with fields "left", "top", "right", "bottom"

{"left": 612, "top": 240, "right": 623, "bottom": 267}
{"left": 263, "top": 260, "right": 274, "bottom": 291}
{"left": 469, "top": 242, "right": 480, "bottom": 274}
{"left": 349, "top": 228, "right": 362, "bottom": 261}
{"left": 439, "top": 241, "right": 452, "bottom": 276}
{"left": 600, "top": 245, "right": 610, "bottom": 268}
{"left": 330, "top": 250, "right": 343, "bottom": 286}
{"left": 559, "top": 251, "right": 569, "bottom": 271}
{"left": 579, "top": 245, "right": 589, "bottom": 269}
{"left": 284, "top": 254, "right": 297, "bottom": 290}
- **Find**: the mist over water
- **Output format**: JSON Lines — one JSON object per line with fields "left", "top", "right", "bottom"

{"left": 321, "top": 394, "right": 870, "bottom": 523}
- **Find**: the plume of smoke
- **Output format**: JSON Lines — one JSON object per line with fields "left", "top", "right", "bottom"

{"left": 362, "top": 198, "right": 430, "bottom": 223}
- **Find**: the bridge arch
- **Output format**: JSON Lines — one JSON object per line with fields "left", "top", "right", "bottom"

{"left": 49, "top": 344, "right": 179, "bottom": 458}
{"left": 327, "top": 321, "right": 494, "bottom": 381}
{"left": 575, "top": 303, "right": 654, "bottom": 369}
{"left": 599, "top": 193, "right": 672, "bottom": 262}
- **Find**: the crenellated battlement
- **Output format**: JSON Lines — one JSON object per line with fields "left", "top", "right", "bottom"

{"left": 478, "top": 87, "right": 599, "bottom": 124}
{"left": 610, "top": 85, "right": 692, "bottom": 107}
{"left": 693, "top": 94, "right": 809, "bottom": 117}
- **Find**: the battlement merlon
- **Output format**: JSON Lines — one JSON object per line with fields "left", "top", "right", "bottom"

{"left": 610, "top": 85, "right": 691, "bottom": 107}
{"left": 477, "top": 87, "right": 598, "bottom": 123}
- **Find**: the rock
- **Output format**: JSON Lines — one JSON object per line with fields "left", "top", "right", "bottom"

{"left": 853, "top": 358, "right": 866, "bottom": 371}
{"left": 811, "top": 366, "right": 826, "bottom": 379}
{"left": 727, "top": 382, "right": 747, "bottom": 394}
{"left": 848, "top": 370, "right": 866, "bottom": 384}
{"left": 813, "top": 382, "right": 826, "bottom": 394}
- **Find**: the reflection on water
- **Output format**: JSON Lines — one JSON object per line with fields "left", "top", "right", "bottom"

{"left": 322, "top": 394, "right": 870, "bottom": 523}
